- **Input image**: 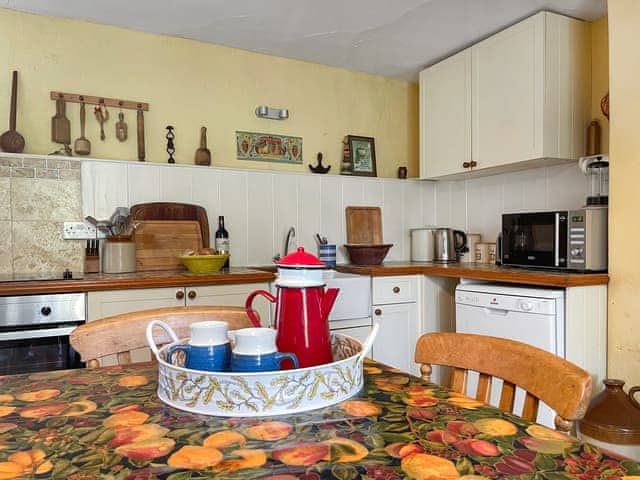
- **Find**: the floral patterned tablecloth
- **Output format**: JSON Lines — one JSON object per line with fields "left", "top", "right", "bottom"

{"left": 0, "top": 360, "right": 637, "bottom": 480}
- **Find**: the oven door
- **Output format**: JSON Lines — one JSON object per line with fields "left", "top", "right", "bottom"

{"left": 502, "top": 212, "right": 568, "bottom": 268}
{"left": 0, "top": 324, "right": 84, "bottom": 375}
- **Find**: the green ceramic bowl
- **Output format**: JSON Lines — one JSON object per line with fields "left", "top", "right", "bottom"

{"left": 178, "top": 254, "right": 229, "bottom": 273}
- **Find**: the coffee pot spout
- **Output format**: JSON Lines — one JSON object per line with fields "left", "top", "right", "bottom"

{"left": 320, "top": 288, "right": 340, "bottom": 322}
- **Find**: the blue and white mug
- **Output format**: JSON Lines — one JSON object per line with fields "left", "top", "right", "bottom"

{"left": 169, "top": 320, "right": 231, "bottom": 372}
{"left": 318, "top": 244, "right": 337, "bottom": 266}
{"left": 229, "top": 327, "right": 298, "bottom": 373}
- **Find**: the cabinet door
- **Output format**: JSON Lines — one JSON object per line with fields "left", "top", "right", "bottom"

{"left": 420, "top": 50, "right": 472, "bottom": 179}
{"left": 87, "top": 287, "right": 184, "bottom": 321}
{"left": 472, "top": 13, "right": 544, "bottom": 169}
{"left": 87, "top": 287, "right": 184, "bottom": 365}
{"left": 186, "top": 283, "right": 271, "bottom": 327}
{"left": 372, "top": 303, "right": 419, "bottom": 376}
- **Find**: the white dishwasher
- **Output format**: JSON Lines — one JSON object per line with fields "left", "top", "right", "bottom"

{"left": 455, "top": 282, "right": 565, "bottom": 428}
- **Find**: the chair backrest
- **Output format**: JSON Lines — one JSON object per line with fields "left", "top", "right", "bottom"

{"left": 415, "top": 332, "right": 592, "bottom": 432}
{"left": 71, "top": 306, "right": 257, "bottom": 368}
{"left": 130, "top": 202, "right": 210, "bottom": 248}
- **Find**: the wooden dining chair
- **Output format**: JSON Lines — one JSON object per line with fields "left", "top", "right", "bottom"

{"left": 70, "top": 306, "right": 258, "bottom": 368}
{"left": 415, "top": 332, "right": 593, "bottom": 432}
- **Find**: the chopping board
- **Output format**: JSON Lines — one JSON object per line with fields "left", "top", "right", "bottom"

{"left": 346, "top": 206, "right": 383, "bottom": 244}
{"left": 134, "top": 221, "right": 203, "bottom": 271}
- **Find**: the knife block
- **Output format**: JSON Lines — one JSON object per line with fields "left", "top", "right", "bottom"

{"left": 84, "top": 255, "right": 100, "bottom": 274}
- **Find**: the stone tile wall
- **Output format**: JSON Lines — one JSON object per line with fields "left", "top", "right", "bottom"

{"left": 0, "top": 156, "right": 83, "bottom": 275}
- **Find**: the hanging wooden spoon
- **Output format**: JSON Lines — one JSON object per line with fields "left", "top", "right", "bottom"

{"left": 94, "top": 104, "right": 109, "bottom": 141}
{"left": 73, "top": 102, "right": 91, "bottom": 155}
{"left": 115, "top": 110, "right": 128, "bottom": 142}
{"left": 0, "top": 71, "right": 25, "bottom": 153}
{"left": 194, "top": 126, "right": 211, "bottom": 165}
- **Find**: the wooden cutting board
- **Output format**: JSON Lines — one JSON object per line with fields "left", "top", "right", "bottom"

{"left": 346, "top": 206, "right": 383, "bottom": 244}
{"left": 134, "top": 221, "right": 203, "bottom": 271}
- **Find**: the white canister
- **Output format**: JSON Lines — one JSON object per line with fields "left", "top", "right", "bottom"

{"left": 102, "top": 237, "right": 137, "bottom": 273}
{"left": 460, "top": 233, "right": 481, "bottom": 263}
{"left": 488, "top": 243, "right": 497, "bottom": 264}
{"left": 410, "top": 227, "right": 435, "bottom": 262}
{"left": 475, "top": 242, "right": 491, "bottom": 264}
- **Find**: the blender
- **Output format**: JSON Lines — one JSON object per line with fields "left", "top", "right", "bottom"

{"left": 579, "top": 154, "right": 609, "bottom": 207}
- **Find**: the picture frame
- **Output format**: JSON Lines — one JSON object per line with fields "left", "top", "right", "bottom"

{"left": 346, "top": 135, "right": 377, "bottom": 177}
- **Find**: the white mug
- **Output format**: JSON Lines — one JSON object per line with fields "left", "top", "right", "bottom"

{"left": 189, "top": 321, "right": 229, "bottom": 346}
{"left": 229, "top": 327, "right": 277, "bottom": 355}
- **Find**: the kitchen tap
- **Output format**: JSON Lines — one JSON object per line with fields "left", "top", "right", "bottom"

{"left": 284, "top": 226, "right": 296, "bottom": 257}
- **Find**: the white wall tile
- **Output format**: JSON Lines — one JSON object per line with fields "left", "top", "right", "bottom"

{"left": 382, "top": 180, "right": 405, "bottom": 261}
{"left": 342, "top": 177, "right": 364, "bottom": 208}
{"left": 422, "top": 182, "right": 437, "bottom": 225}
{"left": 522, "top": 167, "right": 548, "bottom": 211}
{"left": 450, "top": 181, "right": 467, "bottom": 231}
{"left": 128, "top": 163, "right": 160, "bottom": 206}
{"left": 273, "top": 174, "right": 298, "bottom": 259}
{"left": 320, "top": 176, "right": 343, "bottom": 262}
{"left": 159, "top": 165, "right": 193, "bottom": 203}
{"left": 220, "top": 170, "right": 248, "bottom": 267}
{"left": 298, "top": 175, "right": 322, "bottom": 255}
{"left": 435, "top": 182, "right": 451, "bottom": 226}
{"left": 90, "top": 162, "right": 128, "bottom": 219}
{"left": 546, "top": 164, "right": 586, "bottom": 210}
{"left": 466, "top": 175, "right": 502, "bottom": 240}
{"left": 363, "top": 180, "right": 384, "bottom": 207}
{"left": 192, "top": 168, "right": 220, "bottom": 246}
{"left": 247, "top": 172, "right": 274, "bottom": 265}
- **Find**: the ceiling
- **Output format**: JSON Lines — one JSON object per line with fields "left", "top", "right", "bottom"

{"left": 0, "top": 0, "right": 607, "bottom": 81}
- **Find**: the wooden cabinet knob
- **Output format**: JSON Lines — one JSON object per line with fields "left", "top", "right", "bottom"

{"left": 393, "top": 286, "right": 400, "bottom": 294}
{"left": 188, "top": 290, "right": 197, "bottom": 299}
{"left": 374, "top": 308, "right": 382, "bottom": 316}
{"left": 470, "top": 160, "right": 477, "bottom": 168}
{"left": 175, "top": 290, "right": 184, "bottom": 300}
{"left": 462, "top": 161, "right": 470, "bottom": 168}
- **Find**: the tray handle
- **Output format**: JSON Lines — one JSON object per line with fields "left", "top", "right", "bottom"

{"left": 357, "top": 323, "right": 379, "bottom": 368}
{"left": 146, "top": 320, "right": 180, "bottom": 359}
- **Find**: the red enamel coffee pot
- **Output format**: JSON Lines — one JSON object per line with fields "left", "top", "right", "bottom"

{"left": 245, "top": 247, "right": 339, "bottom": 368}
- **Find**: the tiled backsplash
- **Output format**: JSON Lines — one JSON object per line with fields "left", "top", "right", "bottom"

{"left": 1, "top": 153, "right": 586, "bottom": 271}
{"left": 81, "top": 159, "right": 436, "bottom": 266}
{"left": 0, "top": 155, "right": 83, "bottom": 275}
{"left": 432, "top": 163, "right": 587, "bottom": 241}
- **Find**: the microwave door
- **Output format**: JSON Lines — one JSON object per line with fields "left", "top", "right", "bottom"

{"left": 502, "top": 212, "right": 566, "bottom": 268}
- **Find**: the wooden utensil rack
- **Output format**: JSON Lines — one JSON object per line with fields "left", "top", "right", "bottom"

{"left": 50, "top": 92, "right": 149, "bottom": 111}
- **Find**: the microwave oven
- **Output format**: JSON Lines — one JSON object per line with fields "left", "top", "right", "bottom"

{"left": 501, "top": 208, "right": 607, "bottom": 271}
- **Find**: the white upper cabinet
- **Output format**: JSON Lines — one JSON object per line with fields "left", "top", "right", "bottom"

{"left": 420, "top": 50, "right": 472, "bottom": 179}
{"left": 419, "top": 12, "right": 591, "bottom": 180}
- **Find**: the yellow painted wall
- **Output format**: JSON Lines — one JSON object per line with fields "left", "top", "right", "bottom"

{"left": 591, "top": 16, "right": 609, "bottom": 153}
{"left": 0, "top": 8, "right": 418, "bottom": 178}
{"left": 607, "top": 0, "right": 640, "bottom": 384}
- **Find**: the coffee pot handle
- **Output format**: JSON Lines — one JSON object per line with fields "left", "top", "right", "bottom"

{"left": 629, "top": 386, "right": 640, "bottom": 409}
{"left": 245, "top": 290, "right": 277, "bottom": 328}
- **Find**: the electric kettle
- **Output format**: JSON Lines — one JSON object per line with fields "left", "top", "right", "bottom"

{"left": 433, "top": 228, "right": 467, "bottom": 263}
{"left": 245, "top": 247, "right": 339, "bottom": 368}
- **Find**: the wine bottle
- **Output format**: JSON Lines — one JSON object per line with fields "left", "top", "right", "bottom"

{"left": 215, "top": 215, "right": 230, "bottom": 269}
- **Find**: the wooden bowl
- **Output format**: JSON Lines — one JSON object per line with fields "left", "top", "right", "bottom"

{"left": 178, "top": 254, "right": 228, "bottom": 273}
{"left": 344, "top": 244, "right": 393, "bottom": 265}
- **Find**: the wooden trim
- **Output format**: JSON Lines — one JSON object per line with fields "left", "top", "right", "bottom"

{"left": 336, "top": 262, "right": 608, "bottom": 287}
{"left": 0, "top": 270, "right": 275, "bottom": 296}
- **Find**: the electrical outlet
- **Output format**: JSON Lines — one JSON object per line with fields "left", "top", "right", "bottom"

{"left": 62, "top": 221, "right": 107, "bottom": 240}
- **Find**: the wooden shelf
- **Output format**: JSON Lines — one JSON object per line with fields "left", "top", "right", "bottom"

{"left": 50, "top": 92, "right": 149, "bottom": 111}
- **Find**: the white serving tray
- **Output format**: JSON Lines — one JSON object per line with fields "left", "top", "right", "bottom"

{"left": 146, "top": 321, "right": 377, "bottom": 417}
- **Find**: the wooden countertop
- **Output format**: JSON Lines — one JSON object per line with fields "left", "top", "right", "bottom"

{"left": 0, "top": 268, "right": 276, "bottom": 296}
{"left": 336, "top": 262, "right": 609, "bottom": 287}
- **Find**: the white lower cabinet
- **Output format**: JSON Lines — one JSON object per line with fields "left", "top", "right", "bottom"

{"left": 86, "top": 282, "right": 269, "bottom": 365}
{"left": 371, "top": 276, "right": 421, "bottom": 376}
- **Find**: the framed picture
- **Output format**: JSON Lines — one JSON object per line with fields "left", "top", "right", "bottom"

{"left": 347, "top": 135, "right": 377, "bottom": 177}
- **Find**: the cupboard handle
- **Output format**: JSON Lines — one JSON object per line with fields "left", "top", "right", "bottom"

{"left": 462, "top": 161, "right": 470, "bottom": 168}
{"left": 374, "top": 308, "right": 382, "bottom": 316}
{"left": 175, "top": 290, "right": 184, "bottom": 300}
{"left": 187, "top": 290, "right": 197, "bottom": 299}
{"left": 392, "top": 286, "right": 400, "bottom": 294}
{"left": 470, "top": 160, "right": 477, "bottom": 168}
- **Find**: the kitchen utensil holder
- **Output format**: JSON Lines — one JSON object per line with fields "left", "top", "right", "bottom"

{"left": 50, "top": 92, "right": 149, "bottom": 112}
{"left": 147, "top": 321, "right": 378, "bottom": 417}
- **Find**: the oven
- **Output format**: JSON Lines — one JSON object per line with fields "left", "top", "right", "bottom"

{"left": 0, "top": 293, "right": 85, "bottom": 375}
{"left": 501, "top": 208, "right": 608, "bottom": 271}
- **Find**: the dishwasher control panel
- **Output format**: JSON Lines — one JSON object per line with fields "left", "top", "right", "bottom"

{"left": 455, "top": 290, "right": 557, "bottom": 315}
